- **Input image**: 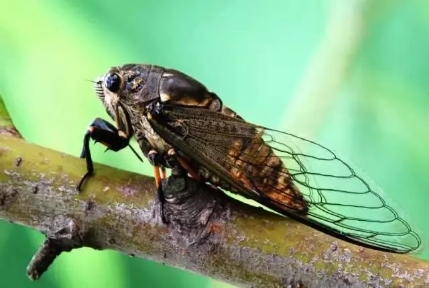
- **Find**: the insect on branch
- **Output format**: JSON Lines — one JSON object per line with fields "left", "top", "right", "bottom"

{"left": 1, "top": 93, "right": 429, "bottom": 288}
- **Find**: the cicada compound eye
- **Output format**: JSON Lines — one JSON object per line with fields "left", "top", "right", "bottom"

{"left": 104, "top": 73, "right": 121, "bottom": 93}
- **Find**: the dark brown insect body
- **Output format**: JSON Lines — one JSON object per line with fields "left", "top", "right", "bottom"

{"left": 78, "top": 63, "right": 424, "bottom": 254}
{"left": 96, "top": 64, "right": 307, "bottom": 213}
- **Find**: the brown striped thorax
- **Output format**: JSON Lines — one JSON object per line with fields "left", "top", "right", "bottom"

{"left": 95, "top": 64, "right": 227, "bottom": 120}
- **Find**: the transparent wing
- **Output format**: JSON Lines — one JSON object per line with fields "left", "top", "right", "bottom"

{"left": 262, "top": 127, "right": 423, "bottom": 253}
{"left": 148, "top": 104, "right": 424, "bottom": 254}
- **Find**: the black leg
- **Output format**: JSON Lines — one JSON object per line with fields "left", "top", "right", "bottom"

{"left": 76, "top": 118, "right": 143, "bottom": 192}
{"left": 147, "top": 151, "right": 178, "bottom": 169}
{"left": 157, "top": 184, "right": 169, "bottom": 224}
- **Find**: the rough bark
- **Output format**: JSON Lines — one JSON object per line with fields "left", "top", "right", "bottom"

{"left": 1, "top": 96, "right": 429, "bottom": 288}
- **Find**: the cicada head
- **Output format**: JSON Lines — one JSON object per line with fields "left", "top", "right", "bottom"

{"left": 94, "top": 64, "right": 162, "bottom": 118}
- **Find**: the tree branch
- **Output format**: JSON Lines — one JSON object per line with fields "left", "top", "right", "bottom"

{"left": 1, "top": 96, "right": 429, "bottom": 288}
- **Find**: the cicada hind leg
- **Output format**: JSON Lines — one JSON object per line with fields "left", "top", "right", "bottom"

{"left": 147, "top": 149, "right": 176, "bottom": 225}
{"left": 151, "top": 148, "right": 219, "bottom": 189}
{"left": 148, "top": 148, "right": 203, "bottom": 183}
{"left": 147, "top": 150, "right": 168, "bottom": 187}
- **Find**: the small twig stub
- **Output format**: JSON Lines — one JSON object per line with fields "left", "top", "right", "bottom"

{"left": 27, "top": 218, "right": 84, "bottom": 280}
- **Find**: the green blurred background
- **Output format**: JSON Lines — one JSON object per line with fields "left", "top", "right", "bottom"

{"left": 1, "top": 0, "right": 429, "bottom": 287}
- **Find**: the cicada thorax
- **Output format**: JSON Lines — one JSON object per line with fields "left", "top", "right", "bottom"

{"left": 131, "top": 67, "right": 232, "bottom": 155}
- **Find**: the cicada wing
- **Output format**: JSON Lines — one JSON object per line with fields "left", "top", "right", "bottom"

{"left": 265, "top": 128, "right": 424, "bottom": 254}
{"left": 148, "top": 104, "right": 424, "bottom": 254}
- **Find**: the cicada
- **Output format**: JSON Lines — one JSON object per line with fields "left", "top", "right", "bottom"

{"left": 76, "top": 64, "right": 423, "bottom": 254}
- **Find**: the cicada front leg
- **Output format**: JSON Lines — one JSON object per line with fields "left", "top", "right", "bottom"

{"left": 77, "top": 117, "right": 143, "bottom": 192}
